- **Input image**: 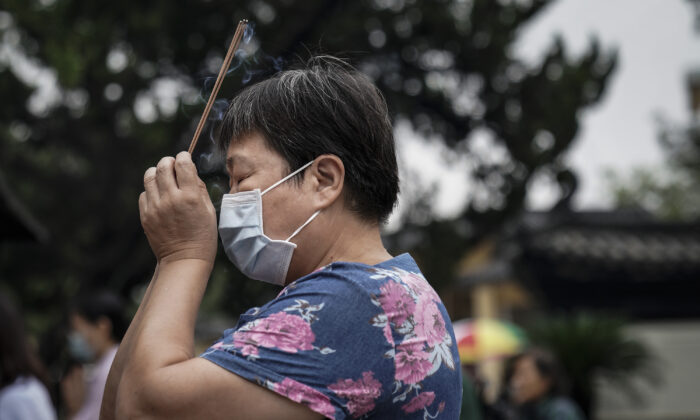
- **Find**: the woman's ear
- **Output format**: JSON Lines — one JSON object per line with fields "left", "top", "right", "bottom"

{"left": 309, "top": 154, "right": 344, "bottom": 209}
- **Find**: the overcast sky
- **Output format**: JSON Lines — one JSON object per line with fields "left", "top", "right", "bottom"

{"left": 393, "top": 0, "right": 700, "bottom": 224}
{"left": 518, "top": 0, "right": 700, "bottom": 209}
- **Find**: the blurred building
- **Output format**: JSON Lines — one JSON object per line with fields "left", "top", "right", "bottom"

{"left": 443, "top": 61, "right": 700, "bottom": 419}
{"left": 447, "top": 207, "right": 700, "bottom": 419}
{"left": 514, "top": 209, "right": 699, "bottom": 319}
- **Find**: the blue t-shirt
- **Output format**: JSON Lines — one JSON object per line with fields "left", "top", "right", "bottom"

{"left": 201, "top": 253, "right": 462, "bottom": 419}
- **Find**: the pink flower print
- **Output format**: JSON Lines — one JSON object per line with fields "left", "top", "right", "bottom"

{"left": 378, "top": 280, "right": 415, "bottom": 326}
{"left": 401, "top": 271, "right": 440, "bottom": 303}
{"left": 275, "top": 378, "right": 336, "bottom": 419}
{"left": 232, "top": 312, "right": 315, "bottom": 355}
{"left": 329, "top": 371, "right": 382, "bottom": 418}
{"left": 394, "top": 341, "right": 432, "bottom": 384}
{"left": 383, "top": 322, "right": 394, "bottom": 346}
{"left": 249, "top": 312, "right": 315, "bottom": 352}
{"left": 413, "top": 297, "right": 447, "bottom": 347}
{"left": 232, "top": 332, "right": 260, "bottom": 356}
{"left": 238, "top": 340, "right": 260, "bottom": 356}
{"left": 401, "top": 391, "right": 436, "bottom": 414}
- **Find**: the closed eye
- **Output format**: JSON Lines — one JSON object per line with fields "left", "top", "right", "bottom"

{"left": 229, "top": 173, "right": 253, "bottom": 192}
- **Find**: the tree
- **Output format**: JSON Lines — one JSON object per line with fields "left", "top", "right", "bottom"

{"left": 0, "top": 0, "right": 615, "bottom": 359}
{"left": 690, "top": 0, "right": 700, "bottom": 29}
{"left": 607, "top": 121, "right": 700, "bottom": 220}
{"left": 324, "top": 0, "right": 617, "bottom": 288}
{"left": 608, "top": 2, "right": 700, "bottom": 221}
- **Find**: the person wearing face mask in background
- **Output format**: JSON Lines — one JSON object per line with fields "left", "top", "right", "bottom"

{"left": 61, "top": 292, "right": 125, "bottom": 420}
{"left": 509, "top": 348, "right": 585, "bottom": 420}
{"left": 0, "top": 293, "right": 56, "bottom": 420}
{"left": 101, "top": 56, "right": 463, "bottom": 419}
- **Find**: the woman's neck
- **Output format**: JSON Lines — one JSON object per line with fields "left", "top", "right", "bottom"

{"left": 318, "top": 216, "right": 391, "bottom": 268}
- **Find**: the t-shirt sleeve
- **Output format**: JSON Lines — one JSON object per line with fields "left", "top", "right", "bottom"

{"left": 200, "top": 269, "right": 391, "bottom": 419}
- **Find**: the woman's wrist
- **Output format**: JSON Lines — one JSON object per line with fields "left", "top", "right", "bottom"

{"left": 157, "top": 256, "right": 214, "bottom": 275}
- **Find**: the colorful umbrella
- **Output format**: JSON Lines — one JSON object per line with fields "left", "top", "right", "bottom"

{"left": 452, "top": 318, "right": 527, "bottom": 364}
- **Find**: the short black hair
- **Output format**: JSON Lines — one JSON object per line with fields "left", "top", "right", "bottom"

{"left": 218, "top": 55, "right": 399, "bottom": 223}
{"left": 72, "top": 291, "right": 127, "bottom": 342}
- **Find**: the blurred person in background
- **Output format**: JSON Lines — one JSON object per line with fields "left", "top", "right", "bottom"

{"left": 0, "top": 293, "right": 56, "bottom": 420}
{"left": 61, "top": 292, "right": 125, "bottom": 420}
{"left": 509, "top": 348, "right": 584, "bottom": 420}
{"left": 479, "top": 360, "right": 518, "bottom": 420}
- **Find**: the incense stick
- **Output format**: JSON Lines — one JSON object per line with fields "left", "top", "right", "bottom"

{"left": 188, "top": 19, "right": 248, "bottom": 154}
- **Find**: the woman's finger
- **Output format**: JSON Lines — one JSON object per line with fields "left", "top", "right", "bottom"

{"left": 138, "top": 192, "right": 148, "bottom": 221}
{"left": 144, "top": 167, "right": 159, "bottom": 203}
{"left": 174, "top": 152, "right": 199, "bottom": 190}
{"left": 156, "top": 156, "right": 178, "bottom": 194}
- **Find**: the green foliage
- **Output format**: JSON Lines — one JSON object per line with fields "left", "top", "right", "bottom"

{"left": 527, "top": 313, "right": 659, "bottom": 417}
{"left": 690, "top": 0, "right": 700, "bottom": 29}
{"left": 609, "top": 5, "right": 699, "bottom": 221}
{"left": 608, "top": 120, "right": 700, "bottom": 221}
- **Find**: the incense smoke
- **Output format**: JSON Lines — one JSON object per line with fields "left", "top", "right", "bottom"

{"left": 195, "top": 22, "right": 287, "bottom": 179}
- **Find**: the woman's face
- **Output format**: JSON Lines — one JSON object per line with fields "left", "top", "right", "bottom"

{"left": 224, "top": 133, "right": 328, "bottom": 283}
{"left": 510, "top": 355, "right": 551, "bottom": 405}
{"left": 70, "top": 313, "right": 111, "bottom": 354}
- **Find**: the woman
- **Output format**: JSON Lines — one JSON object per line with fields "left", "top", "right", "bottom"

{"left": 0, "top": 293, "right": 56, "bottom": 420}
{"left": 62, "top": 292, "right": 125, "bottom": 420}
{"left": 509, "top": 348, "right": 585, "bottom": 420}
{"left": 102, "top": 56, "right": 463, "bottom": 419}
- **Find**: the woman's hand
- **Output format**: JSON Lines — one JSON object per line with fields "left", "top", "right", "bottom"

{"left": 139, "top": 151, "right": 217, "bottom": 265}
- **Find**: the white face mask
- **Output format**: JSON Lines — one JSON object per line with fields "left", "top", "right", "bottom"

{"left": 67, "top": 331, "right": 95, "bottom": 362}
{"left": 218, "top": 161, "right": 320, "bottom": 286}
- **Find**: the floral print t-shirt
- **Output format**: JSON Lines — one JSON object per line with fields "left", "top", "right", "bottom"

{"left": 201, "top": 253, "right": 462, "bottom": 419}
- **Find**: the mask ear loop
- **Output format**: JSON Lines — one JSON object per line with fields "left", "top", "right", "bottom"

{"left": 261, "top": 160, "right": 314, "bottom": 196}
{"left": 286, "top": 210, "right": 321, "bottom": 242}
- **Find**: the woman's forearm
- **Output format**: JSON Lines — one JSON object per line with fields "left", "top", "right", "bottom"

{"left": 107, "top": 152, "right": 217, "bottom": 418}
{"left": 100, "top": 264, "right": 159, "bottom": 420}
{"left": 115, "top": 259, "right": 212, "bottom": 415}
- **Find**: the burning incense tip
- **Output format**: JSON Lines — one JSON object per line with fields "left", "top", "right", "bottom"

{"left": 188, "top": 20, "right": 249, "bottom": 155}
